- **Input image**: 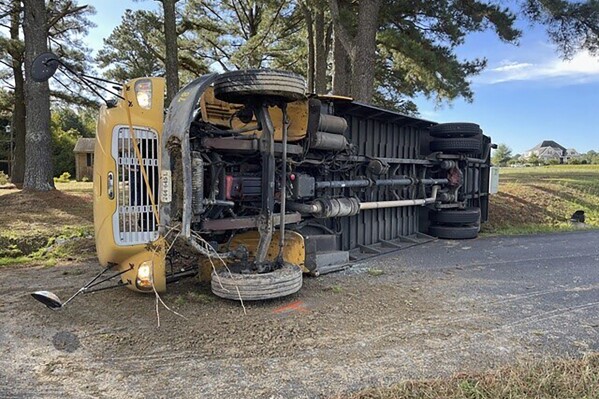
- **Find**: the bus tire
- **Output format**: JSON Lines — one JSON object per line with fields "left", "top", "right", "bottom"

{"left": 430, "top": 122, "right": 482, "bottom": 138}
{"left": 430, "top": 207, "right": 481, "bottom": 225}
{"left": 430, "top": 137, "right": 482, "bottom": 155}
{"left": 211, "top": 263, "right": 303, "bottom": 301}
{"left": 214, "top": 69, "right": 306, "bottom": 104}
{"left": 428, "top": 224, "right": 480, "bottom": 239}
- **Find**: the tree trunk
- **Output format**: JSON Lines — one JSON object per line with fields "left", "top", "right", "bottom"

{"left": 332, "top": 28, "right": 350, "bottom": 96}
{"left": 328, "top": 0, "right": 381, "bottom": 102}
{"left": 11, "top": 69, "right": 26, "bottom": 186}
{"left": 350, "top": 0, "right": 381, "bottom": 102}
{"left": 162, "top": 0, "right": 180, "bottom": 106}
{"left": 314, "top": 7, "right": 327, "bottom": 94}
{"left": 10, "top": 4, "right": 25, "bottom": 185}
{"left": 301, "top": 2, "right": 315, "bottom": 93}
{"left": 23, "top": 0, "right": 54, "bottom": 191}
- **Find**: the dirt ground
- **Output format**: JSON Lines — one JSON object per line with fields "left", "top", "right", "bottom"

{"left": 1, "top": 231, "right": 598, "bottom": 399}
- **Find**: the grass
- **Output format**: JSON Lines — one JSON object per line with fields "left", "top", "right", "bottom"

{"left": 329, "top": 284, "right": 343, "bottom": 293}
{"left": 367, "top": 268, "right": 385, "bottom": 276}
{"left": 334, "top": 354, "right": 599, "bottom": 399}
{"left": 0, "top": 181, "right": 94, "bottom": 266}
{"left": 484, "top": 165, "right": 599, "bottom": 235}
{"left": 173, "top": 291, "right": 216, "bottom": 307}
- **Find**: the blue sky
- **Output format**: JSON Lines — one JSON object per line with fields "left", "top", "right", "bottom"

{"left": 415, "top": 23, "right": 599, "bottom": 155}
{"left": 85, "top": 1, "right": 599, "bottom": 154}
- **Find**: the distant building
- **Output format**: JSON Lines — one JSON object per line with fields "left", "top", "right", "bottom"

{"left": 73, "top": 138, "right": 95, "bottom": 181}
{"left": 523, "top": 140, "right": 579, "bottom": 163}
{"left": 564, "top": 148, "right": 580, "bottom": 162}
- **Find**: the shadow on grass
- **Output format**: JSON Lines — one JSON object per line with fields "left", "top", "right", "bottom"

{"left": 497, "top": 192, "right": 566, "bottom": 222}
{"left": 0, "top": 189, "right": 93, "bottom": 226}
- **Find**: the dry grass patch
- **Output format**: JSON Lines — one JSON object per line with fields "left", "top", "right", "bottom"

{"left": 336, "top": 354, "right": 599, "bottom": 399}
{"left": 0, "top": 182, "right": 94, "bottom": 265}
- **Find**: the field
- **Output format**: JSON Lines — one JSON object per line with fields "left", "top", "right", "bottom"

{"left": 485, "top": 164, "right": 599, "bottom": 235}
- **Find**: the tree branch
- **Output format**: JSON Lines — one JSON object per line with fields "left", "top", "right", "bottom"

{"left": 47, "top": 5, "right": 88, "bottom": 31}
{"left": 231, "top": 2, "right": 250, "bottom": 40}
{"left": 249, "top": 0, "right": 286, "bottom": 53}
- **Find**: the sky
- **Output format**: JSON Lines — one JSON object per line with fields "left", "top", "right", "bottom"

{"left": 84, "top": 1, "right": 599, "bottom": 155}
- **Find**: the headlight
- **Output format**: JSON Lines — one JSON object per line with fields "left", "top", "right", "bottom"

{"left": 134, "top": 79, "right": 152, "bottom": 109}
{"left": 136, "top": 260, "right": 153, "bottom": 290}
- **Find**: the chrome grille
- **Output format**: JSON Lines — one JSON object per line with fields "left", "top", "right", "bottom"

{"left": 112, "top": 125, "right": 159, "bottom": 245}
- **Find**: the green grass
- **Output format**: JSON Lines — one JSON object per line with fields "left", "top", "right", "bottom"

{"left": 484, "top": 165, "right": 599, "bottom": 235}
{"left": 173, "top": 291, "right": 216, "bottom": 307}
{"left": 334, "top": 354, "right": 599, "bottom": 399}
{"left": 367, "top": 268, "right": 385, "bottom": 276}
{"left": 329, "top": 284, "right": 343, "bottom": 293}
{"left": 0, "top": 256, "right": 32, "bottom": 267}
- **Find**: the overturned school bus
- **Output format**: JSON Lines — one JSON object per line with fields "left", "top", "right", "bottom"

{"left": 26, "top": 54, "right": 493, "bottom": 307}
{"left": 88, "top": 69, "right": 493, "bottom": 301}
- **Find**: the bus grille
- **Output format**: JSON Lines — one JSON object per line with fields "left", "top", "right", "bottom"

{"left": 113, "top": 126, "right": 159, "bottom": 245}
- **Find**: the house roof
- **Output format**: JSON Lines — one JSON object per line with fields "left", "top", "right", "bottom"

{"left": 73, "top": 137, "right": 95, "bottom": 153}
{"left": 529, "top": 140, "right": 566, "bottom": 152}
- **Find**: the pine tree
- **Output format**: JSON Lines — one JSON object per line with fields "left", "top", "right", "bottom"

{"left": 23, "top": 0, "right": 54, "bottom": 191}
{"left": 183, "top": 0, "right": 304, "bottom": 71}
{"left": 97, "top": 8, "right": 208, "bottom": 85}
{"left": 492, "top": 144, "right": 513, "bottom": 167}
{"left": 0, "top": 0, "right": 95, "bottom": 186}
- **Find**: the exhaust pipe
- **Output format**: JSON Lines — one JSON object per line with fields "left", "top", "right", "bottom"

{"left": 288, "top": 186, "right": 440, "bottom": 216}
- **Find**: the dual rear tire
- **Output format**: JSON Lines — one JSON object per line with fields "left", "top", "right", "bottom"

{"left": 428, "top": 123, "right": 484, "bottom": 239}
{"left": 429, "top": 123, "right": 483, "bottom": 156}
{"left": 429, "top": 207, "right": 481, "bottom": 239}
{"left": 429, "top": 122, "right": 482, "bottom": 138}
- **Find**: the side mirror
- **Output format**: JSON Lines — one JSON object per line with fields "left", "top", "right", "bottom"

{"left": 31, "top": 290, "right": 64, "bottom": 309}
{"left": 29, "top": 51, "right": 125, "bottom": 106}
{"left": 31, "top": 52, "right": 60, "bottom": 82}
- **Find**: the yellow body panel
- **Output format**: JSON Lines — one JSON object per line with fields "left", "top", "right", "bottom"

{"left": 93, "top": 77, "right": 167, "bottom": 292}
{"left": 200, "top": 87, "right": 309, "bottom": 142}
{"left": 198, "top": 230, "right": 307, "bottom": 281}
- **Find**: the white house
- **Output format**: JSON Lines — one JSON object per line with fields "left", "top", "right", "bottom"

{"left": 523, "top": 140, "right": 579, "bottom": 163}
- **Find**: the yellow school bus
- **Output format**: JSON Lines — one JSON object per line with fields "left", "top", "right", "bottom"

{"left": 91, "top": 70, "right": 493, "bottom": 301}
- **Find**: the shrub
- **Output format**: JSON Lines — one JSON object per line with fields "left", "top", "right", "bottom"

{"left": 0, "top": 171, "right": 8, "bottom": 185}
{"left": 52, "top": 128, "right": 77, "bottom": 177}
{"left": 54, "top": 172, "right": 71, "bottom": 183}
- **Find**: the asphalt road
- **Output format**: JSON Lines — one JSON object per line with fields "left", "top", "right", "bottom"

{"left": 1, "top": 230, "right": 598, "bottom": 398}
{"left": 380, "top": 229, "right": 599, "bottom": 355}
